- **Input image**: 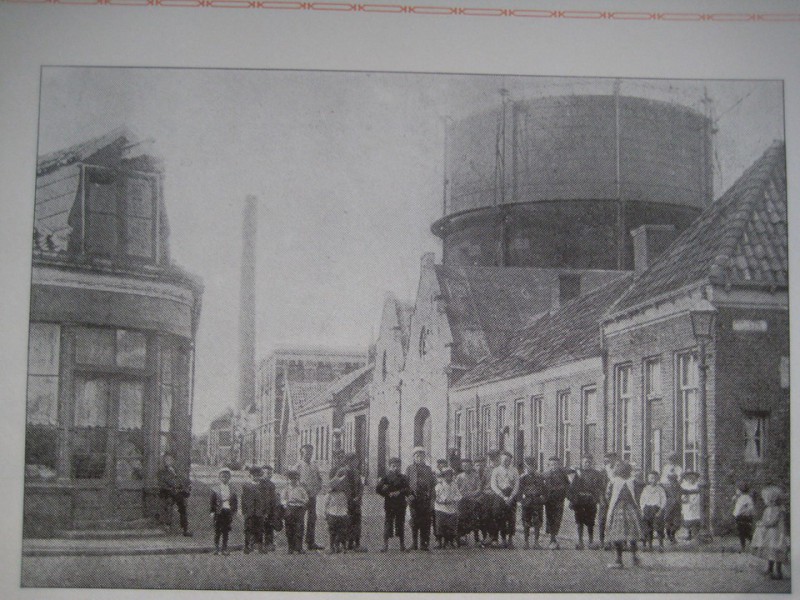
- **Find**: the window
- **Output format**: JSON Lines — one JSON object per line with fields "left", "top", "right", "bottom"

{"left": 480, "top": 405, "right": 491, "bottom": 457}
{"left": 557, "top": 391, "right": 572, "bottom": 467}
{"left": 644, "top": 357, "right": 662, "bottom": 472}
{"left": 73, "top": 376, "right": 111, "bottom": 479}
{"left": 465, "top": 409, "right": 475, "bottom": 459}
{"left": 26, "top": 323, "right": 61, "bottom": 477}
{"left": 116, "top": 381, "right": 144, "bottom": 481}
{"left": 497, "top": 404, "right": 508, "bottom": 451}
{"left": 615, "top": 364, "right": 633, "bottom": 462}
{"left": 514, "top": 399, "right": 526, "bottom": 466}
{"left": 382, "top": 350, "right": 388, "bottom": 381}
{"left": 83, "top": 167, "right": 157, "bottom": 260}
{"left": 533, "top": 396, "right": 544, "bottom": 472}
{"left": 419, "top": 327, "right": 430, "bottom": 357}
{"left": 581, "top": 386, "right": 597, "bottom": 458}
{"left": 75, "top": 327, "right": 147, "bottom": 369}
{"left": 677, "top": 351, "right": 699, "bottom": 471}
{"left": 645, "top": 358, "right": 662, "bottom": 400}
{"left": 744, "top": 415, "right": 767, "bottom": 463}
{"left": 454, "top": 410, "right": 463, "bottom": 458}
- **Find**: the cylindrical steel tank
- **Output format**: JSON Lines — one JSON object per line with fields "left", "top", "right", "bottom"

{"left": 434, "top": 94, "right": 712, "bottom": 270}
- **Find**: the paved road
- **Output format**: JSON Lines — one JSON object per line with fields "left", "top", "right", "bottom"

{"left": 21, "top": 486, "right": 789, "bottom": 592}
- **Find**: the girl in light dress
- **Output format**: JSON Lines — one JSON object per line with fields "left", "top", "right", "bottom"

{"left": 751, "top": 485, "right": 789, "bottom": 580}
{"left": 604, "top": 461, "right": 644, "bottom": 569}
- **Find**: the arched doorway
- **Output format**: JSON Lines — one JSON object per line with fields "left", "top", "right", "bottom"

{"left": 377, "top": 417, "right": 389, "bottom": 477}
{"left": 414, "top": 407, "right": 432, "bottom": 458}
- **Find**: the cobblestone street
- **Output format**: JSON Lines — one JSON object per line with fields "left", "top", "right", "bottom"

{"left": 21, "top": 486, "right": 790, "bottom": 593}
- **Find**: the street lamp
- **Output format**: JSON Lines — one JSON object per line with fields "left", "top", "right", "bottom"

{"left": 690, "top": 298, "right": 717, "bottom": 543}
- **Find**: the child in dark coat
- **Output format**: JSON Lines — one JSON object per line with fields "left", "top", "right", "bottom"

{"left": 210, "top": 467, "right": 238, "bottom": 556}
{"left": 376, "top": 457, "right": 411, "bottom": 552}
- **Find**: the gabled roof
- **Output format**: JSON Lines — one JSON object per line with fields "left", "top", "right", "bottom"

{"left": 34, "top": 129, "right": 138, "bottom": 252}
{"left": 435, "top": 265, "right": 627, "bottom": 364}
{"left": 456, "top": 274, "right": 634, "bottom": 389}
{"left": 287, "top": 381, "right": 331, "bottom": 416}
{"left": 344, "top": 382, "right": 371, "bottom": 414}
{"left": 609, "top": 142, "right": 787, "bottom": 315}
{"left": 291, "top": 363, "right": 373, "bottom": 416}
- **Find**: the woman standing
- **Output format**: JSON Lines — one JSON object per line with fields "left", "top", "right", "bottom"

{"left": 604, "top": 461, "right": 644, "bottom": 569}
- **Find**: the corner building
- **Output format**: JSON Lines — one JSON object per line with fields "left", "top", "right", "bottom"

{"left": 24, "top": 129, "right": 203, "bottom": 535}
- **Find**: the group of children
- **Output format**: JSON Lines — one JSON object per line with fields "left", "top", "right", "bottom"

{"left": 207, "top": 449, "right": 788, "bottom": 578}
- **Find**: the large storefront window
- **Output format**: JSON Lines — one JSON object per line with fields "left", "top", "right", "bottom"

{"left": 26, "top": 323, "right": 60, "bottom": 479}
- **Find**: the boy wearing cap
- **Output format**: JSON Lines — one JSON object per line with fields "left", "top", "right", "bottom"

{"left": 568, "top": 455, "right": 605, "bottom": 549}
{"left": 210, "top": 467, "right": 238, "bottom": 556}
{"left": 435, "top": 467, "right": 462, "bottom": 549}
{"left": 519, "top": 456, "right": 548, "bottom": 549}
{"left": 407, "top": 447, "right": 436, "bottom": 551}
{"left": 281, "top": 469, "right": 309, "bottom": 554}
{"left": 376, "top": 457, "right": 411, "bottom": 552}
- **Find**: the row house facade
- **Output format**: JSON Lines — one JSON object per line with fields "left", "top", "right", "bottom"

{"left": 446, "top": 143, "right": 788, "bottom": 527}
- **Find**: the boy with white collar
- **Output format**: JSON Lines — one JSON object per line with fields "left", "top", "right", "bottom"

{"left": 210, "top": 467, "right": 238, "bottom": 555}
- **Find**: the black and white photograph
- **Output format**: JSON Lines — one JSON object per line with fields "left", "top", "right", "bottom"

{"left": 15, "top": 66, "right": 790, "bottom": 593}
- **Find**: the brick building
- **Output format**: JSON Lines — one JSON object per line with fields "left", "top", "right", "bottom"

{"left": 24, "top": 129, "right": 203, "bottom": 535}
{"left": 450, "top": 275, "right": 633, "bottom": 471}
{"left": 602, "top": 142, "right": 788, "bottom": 526}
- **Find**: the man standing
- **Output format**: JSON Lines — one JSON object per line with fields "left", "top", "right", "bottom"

{"left": 407, "top": 446, "right": 436, "bottom": 551}
{"left": 157, "top": 453, "right": 192, "bottom": 537}
{"left": 568, "top": 455, "right": 605, "bottom": 549}
{"left": 294, "top": 444, "right": 324, "bottom": 551}
{"left": 544, "top": 456, "right": 570, "bottom": 549}
{"left": 375, "top": 457, "right": 411, "bottom": 552}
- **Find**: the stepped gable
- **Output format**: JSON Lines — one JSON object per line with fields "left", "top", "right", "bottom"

{"left": 610, "top": 142, "right": 787, "bottom": 315}
{"left": 456, "top": 274, "right": 634, "bottom": 389}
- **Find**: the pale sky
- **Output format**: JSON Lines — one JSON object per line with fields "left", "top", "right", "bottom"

{"left": 36, "top": 68, "right": 784, "bottom": 432}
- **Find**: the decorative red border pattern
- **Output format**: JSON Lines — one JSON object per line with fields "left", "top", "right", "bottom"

{"left": 1, "top": 0, "right": 799, "bottom": 22}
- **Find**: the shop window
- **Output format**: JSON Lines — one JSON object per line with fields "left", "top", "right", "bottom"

{"left": 73, "top": 376, "right": 111, "bottom": 479}
{"left": 25, "top": 323, "right": 60, "bottom": 479}
{"left": 116, "top": 381, "right": 144, "bottom": 481}
{"left": 117, "top": 330, "right": 147, "bottom": 368}
{"left": 75, "top": 326, "right": 147, "bottom": 369}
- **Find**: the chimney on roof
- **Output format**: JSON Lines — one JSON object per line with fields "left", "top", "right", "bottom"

{"left": 631, "top": 224, "right": 677, "bottom": 276}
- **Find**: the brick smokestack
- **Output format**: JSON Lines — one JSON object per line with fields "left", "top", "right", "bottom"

{"left": 238, "top": 195, "right": 257, "bottom": 410}
{"left": 631, "top": 224, "right": 677, "bottom": 276}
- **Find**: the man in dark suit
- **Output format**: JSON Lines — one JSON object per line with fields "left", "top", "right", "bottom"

{"left": 242, "top": 466, "right": 274, "bottom": 553}
{"left": 157, "top": 453, "right": 192, "bottom": 536}
{"left": 544, "top": 456, "right": 570, "bottom": 549}
{"left": 406, "top": 446, "right": 436, "bottom": 551}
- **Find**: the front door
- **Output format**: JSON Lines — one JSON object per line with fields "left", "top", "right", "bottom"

{"left": 72, "top": 374, "right": 147, "bottom": 523}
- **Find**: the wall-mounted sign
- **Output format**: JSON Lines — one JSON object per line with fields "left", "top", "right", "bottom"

{"left": 732, "top": 319, "right": 768, "bottom": 333}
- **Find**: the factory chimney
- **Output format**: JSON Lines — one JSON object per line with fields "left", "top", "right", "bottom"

{"left": 238, "top": 195, "right": 257, "bottom": 410}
